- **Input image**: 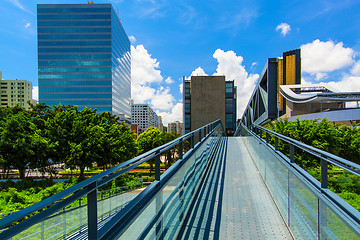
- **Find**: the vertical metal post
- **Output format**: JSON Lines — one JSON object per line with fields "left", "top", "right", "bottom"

{"left": 260, "top": 129, "right": 262, "bottom": 139}
{"left": 266, "top": 132, "right": 269, "bottom": 143}
{"left": 275, "top": 137, "right": 278, "bottom": 150}
{"left": 179, "top": 140, "right": 183, "bottom": 160}
{"left": 191, "top": 134, "right": 194, "bottom": 148}
{"left": 290, "top": 144, "right": 295, "bottom": 163}
{"left": 79, "top": 199, "right": 82, "bottom": 233}
{"left": 321, "top": 158, "right": 328, "bottom": 189}
{"left": 199, "top": 130, "right": 202, "bottom": 142}
{"left": 155, "top": 150, "right": 161, "bottom": 181}
{"left": 87, "top": 182, "right": 98, "bottom": 240}
{"left": 63, "top": 208, "right": 66, "bottom": 239}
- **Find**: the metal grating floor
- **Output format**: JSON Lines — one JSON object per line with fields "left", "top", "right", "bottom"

{"left": 218, "top": 137, "right": 293, "bottom": 239}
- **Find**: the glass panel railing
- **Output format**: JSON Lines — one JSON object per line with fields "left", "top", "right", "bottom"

{"left": 240, "top": 124, "right": 360, "bottom": 239}
{"left": 119, "top": 134, "right": 222, "bottom": 239}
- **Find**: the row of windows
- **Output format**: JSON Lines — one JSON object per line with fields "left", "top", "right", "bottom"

{"left": 38, "top": 54, "right": 111, "bottom": 60}
{"left": 38, "top": 27, "right": 111, "bottom": 33}
{"left": 40, "top": 93, "right": 111, "bottom": 98}
{"left": 40, "top": 87, "right": 111, "bottom": 92}
{"left": 38, "top": 14, "right": 111, "bottom": 20}
{"left": 38, "top": 47, "right": 111, "bottom": 53}
{"left": 39, "top": 81, "right": 111, "bottom": 86}
{"left": 38, "top": 41, "right": 111, "bottom": 46}
{"left": 41, "top": 100, "right": 111, "bottom": 105}
{"left": 38, "top": 20, "right": 111, "bottom": 27}
{"left": 39, "top": 67, "right": 111, "bottom": 73}
{"left": 37, "top": 7, "right": 111, "bottom": 13}
{"left": 38, "top": 60, "right": 111, "bottom": 66}
{"left": 38, "top": 33, "right": 110, "bottom": 40}
{"left": 39, "top": 74, "right": 111, "bottom": 79}
{"left": 38, "top": 103, "right": 112, "bottom": 113}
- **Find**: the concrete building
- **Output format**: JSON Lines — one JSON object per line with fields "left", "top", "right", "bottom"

{"left": 183, "top": 76, "right": 237, "bottom": 135}
{"left": 131, "top": 103, "right": 163, "bottom": 134}
{"left": 37, "top": 3, "right": 131, "bottom": 123}
{"left": 0, "top": 77, "right": 33, "bottom": 109}
{"left": 167, "top": 121, "right": 183, "bottom": 135}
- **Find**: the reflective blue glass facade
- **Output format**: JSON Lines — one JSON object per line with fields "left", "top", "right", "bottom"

{"left": 37, "top": 4, "right": 131, "bottom": 121}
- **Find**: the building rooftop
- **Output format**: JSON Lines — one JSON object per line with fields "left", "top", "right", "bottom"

{"left": 280, "top": 84, "right": 360, "bottom": 104}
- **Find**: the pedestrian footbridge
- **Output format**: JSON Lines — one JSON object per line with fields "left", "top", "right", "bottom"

{"left": 1, "top": 120, "right": 359, "bottom": 239}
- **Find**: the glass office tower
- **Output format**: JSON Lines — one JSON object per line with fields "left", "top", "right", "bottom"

{"left": 37, "top": 4, "right": 131, "bottom": 122}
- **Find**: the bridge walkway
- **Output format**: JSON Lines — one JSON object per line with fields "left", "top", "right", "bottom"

{"left": 177, "top": 137, "right": 293, "bottom": 239}
{"left": 218, "top": 137, "right": 292, "bottom": 239}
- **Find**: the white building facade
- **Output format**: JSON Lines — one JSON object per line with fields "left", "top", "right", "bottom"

{"left": 131, "top": 103, "right": 163, "bottom": 131}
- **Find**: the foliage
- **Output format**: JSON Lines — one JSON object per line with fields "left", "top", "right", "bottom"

{"left": 0, "top": 104, "right": 138, "bottom": 179}
{"left": 267, "top": 118, "right": 360, "bottom": 211}
{"left": 268, "top": 118, "right": 360, "bottom": 169}
{"left": 0, "top": 176, "right": 142, "bottom": 215}
{"left": 136, "top": 128, "right": 181, "bottom": 171}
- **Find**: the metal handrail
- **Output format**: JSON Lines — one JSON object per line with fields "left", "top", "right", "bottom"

{"left": 252, "top": 124, "right": 360, "bottom": 179}
{"left": 0, "top": 119, "right": 223, "bottom": 239}
{"left": 240, "top": 122, "right": 360, "bottom": 226}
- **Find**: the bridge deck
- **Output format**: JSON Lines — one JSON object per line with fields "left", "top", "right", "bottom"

{"left": 218, "top": 137, "right": 293, "bottom": 239}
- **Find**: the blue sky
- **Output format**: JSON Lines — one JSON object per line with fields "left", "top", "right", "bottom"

{"left": 1, "top": 0, "right": 360, "bottom": 124}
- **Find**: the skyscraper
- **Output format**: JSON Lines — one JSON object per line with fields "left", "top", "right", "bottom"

{"left": 37, "top": 3, "right": 131, "bottom": 122}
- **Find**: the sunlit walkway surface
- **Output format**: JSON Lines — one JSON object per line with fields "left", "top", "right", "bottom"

{"left": 218, "top": 137, "right": 292, "bottom": 239}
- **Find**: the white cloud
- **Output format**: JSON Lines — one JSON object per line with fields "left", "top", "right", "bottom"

{"left": 129, "top": 35, "right": 136, "bottom": 44}
{"left": 191, "top": 67, "right": 207, "bottom": 76}
{"left": 212, "top": 49, "right": 259, "bottom": 118}
{"left": 165, "top": 77, "right": 174, "bottom": 84}
{"left": 179, "top": 83, "right": 183, "bottom": 94}
{"left": 7, "top": 0, "right": 25, "bottom": 11}
{"left": 351, "top": 60, "right": 360, "bottom": 76}
{"left": 156, "top": 103, "right": 183, "bottom": 125}
{"left": 7, "top": 0, "right": 33, "bottom": 15}
{"left": 24, "top": 22, "right": 30, "bottom": 28}
{"left": 315, "top": 72, "right": 328, "bottom": 81}
{"left": 275, "top": 23, "right": 291, "bottom": 36}
{"left": 301, "top": 39, "right": 354, "bottom": 76}
{"left": 32, "top": 86, "right": 38, "bottom": 101}
{"left": 131, "top": 44, "right": 178, "bottom": 123}
{"left": 150, "top": 87, "right": 175, "bottom": 110}
{"left": 325, "top": 75, "right": 360, "bottom": 92}
{"left": 131, "top": 45, "right": 162, "bottom": 85}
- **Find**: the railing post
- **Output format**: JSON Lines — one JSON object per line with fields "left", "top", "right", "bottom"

{"left": 321, "top": 158, "right": 328, "bottom": 189}
{"left": 275, "top": 137, "right": 278, "bottom": 150}
{"left": 266, "top": 132, "right": 269, "bottom": 143}
{"left": 260, "top": 129, "right": 262, "bottom": 139}
{"left": 199, "top": 129, "right": 202, "bottom": 142}
{"left": 79, "top": 200, "right": 82, "bottom": 233}
{"left": 191, "top": 134, "right": 194, "bottom": 148}
{"left": 290, "top": 144, "right": 295, "bottom": 163}
{"left": 155, "top": 150, "right": 161, "bottom": 181}
{"left": 179, "top": 140, "right": 183, "bottom": 160}
{"left": 63, "top": 208, "right": 66, "bottom": 239}
{"left": 87, "top": 182, "right": 98, "bottom": 240}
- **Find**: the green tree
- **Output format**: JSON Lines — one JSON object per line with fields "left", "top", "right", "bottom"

{"left": 137, "top": 127, "right": 164, "bottom": 173}
{"left": 95, "top": 112, "right": 138, "bottom": 170}
{"left": 0, "top": 107, "right": 40, "bottom": 179}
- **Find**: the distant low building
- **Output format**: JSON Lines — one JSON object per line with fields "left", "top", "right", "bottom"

{"left": 131, "top": 103, "right": 163, "bottom": 134}
{"left": 168, "top": 121, "right": 183, "bottom": 135}
{"left": 0, "top": 77, "right": 34, "bottom": 109}
{"left": 280, "top": 84, "right": 360, "bottom": 125}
